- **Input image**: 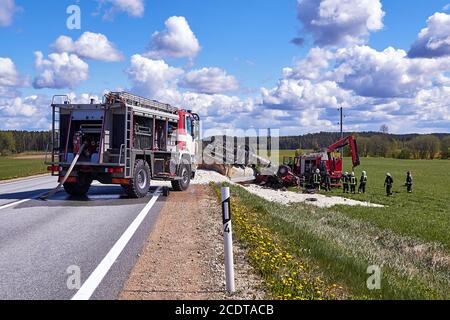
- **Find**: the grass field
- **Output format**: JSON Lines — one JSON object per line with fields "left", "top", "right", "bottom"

{"left": 0, "top": 155, "right": 47, "bottom": 181}
{"left": 337, "top": 157, "right": 450, "bottom": 249}
{"left": 225, "top": 156, "right": 450, "bottom": 299}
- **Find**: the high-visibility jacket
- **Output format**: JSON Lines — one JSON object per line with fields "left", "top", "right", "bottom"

{"left": 313, "top": 173, "right": 321, "bottom": 184}
{"left": 360, "top": 176, "right": 367, "bottom": 184}
{"left": 350, "top": 176, "right": 357, "bottom": 185}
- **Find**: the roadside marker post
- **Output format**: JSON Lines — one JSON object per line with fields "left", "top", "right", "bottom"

{"left": 221, "top": 187, "right": 235, "bottom": 293}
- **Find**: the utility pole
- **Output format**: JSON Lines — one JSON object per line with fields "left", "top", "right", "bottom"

{"left": 338, "top": 107, "right": 344, "bottom": 156}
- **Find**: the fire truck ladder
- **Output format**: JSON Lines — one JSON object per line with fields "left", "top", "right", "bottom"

{"left": 49, "top": 95, "right": 71, "bottom": 167}
{"left": 124, "top": 104, "right": 133, "bottom": 177}
{"left": 110, "top": 91, "right": 178, "bottom": 115}
{"left": 53, "top": 107, "right": 60, "bottom": 166}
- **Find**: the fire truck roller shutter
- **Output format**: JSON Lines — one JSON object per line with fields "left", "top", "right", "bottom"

{"left": 112, "top": 114, "right": 125, "bottom": 149}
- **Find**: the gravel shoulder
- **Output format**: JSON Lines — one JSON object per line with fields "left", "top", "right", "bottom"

{"left": 119, "top": 185, "right": 265, "bottom": 300}
{"left": 192, "top": 169, "right": 383, "bottom": 208}
{"left": 243, "top": 184, "right": 384, "bottom": 208}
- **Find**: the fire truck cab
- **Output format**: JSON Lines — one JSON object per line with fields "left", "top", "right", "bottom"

{"left": 45, "top": 92, "right": 200, "bottom": 198}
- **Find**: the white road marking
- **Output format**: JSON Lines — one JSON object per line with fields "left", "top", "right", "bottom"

{"left": 0, "top": 191, "right": 52, "bottom": 211}
{"left": 0, "top": 198, "right": 35, "bottom": 211}
{"left": 71, "top": 188, "right": 162, "bottom": 300}
{"left": 0, "top": 181, "right": 113, "bottom": 211}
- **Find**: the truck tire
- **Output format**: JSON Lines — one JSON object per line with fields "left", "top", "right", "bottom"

{"left": 124, "top": 159, "right": 151, "bottom": 198}
{"left": 171, "top": 162, "right": 191, "bottom": 191}
{"left": 63, "top": 174, "right": 92, "bottom": 197}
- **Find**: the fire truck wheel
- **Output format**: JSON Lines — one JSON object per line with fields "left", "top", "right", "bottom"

{"left": 171, "top": 162, "right": 191, "bottom": 191}
{"left": 125, "top": 159, "right": 151, "bottom": 198}
{"left": 63, "top": 174, "right": 92, "bottom": 196}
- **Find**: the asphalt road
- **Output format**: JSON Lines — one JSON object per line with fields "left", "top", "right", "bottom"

{"left": 0, "top": 175, "right": 167, "bottom": 300}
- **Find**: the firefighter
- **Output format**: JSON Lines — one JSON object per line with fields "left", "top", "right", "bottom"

{"left": 405, "top": 171, "right": 413, "bottom": 193}
{"left": 325, "top": 172, "right": 332, "bottom": 192}
{"left": 313, "top": 169, "right": 321, "bottom": 191}
{"left": 384, "top": 173, "right": 394, "bottom": 196}
{"left": 358, "top": 171, "right": 367, "bottom": 194}
{"left": 342, "top": 172, "right": 349, "bottom": 193}
{"left": 350, "top": 172, "right": 357, "bottom": 194}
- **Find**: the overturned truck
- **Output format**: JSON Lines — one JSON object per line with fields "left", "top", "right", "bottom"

{"left": 45, "top": 92, "right": 200, "bottom": 198}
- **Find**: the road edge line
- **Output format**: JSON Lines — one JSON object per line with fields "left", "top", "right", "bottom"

{"left": 0, "top": 198, "right": 34, "bottom": 211}
{"left": 71, "top": 188, "right": 162, "bottom": 300}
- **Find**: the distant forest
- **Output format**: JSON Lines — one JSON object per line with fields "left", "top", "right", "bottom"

{"left": 279, "top": 132, "right": 450, "bottom": 160}
{"left": 1, "top": 130, "right": 449, "bottom": 160}
{"left": 0, "top": 131, "right": 51, "bottom": 155}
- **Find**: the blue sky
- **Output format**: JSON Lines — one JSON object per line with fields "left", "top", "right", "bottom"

{"left": 0, "top": 0, "right": 449, "bottom": 134}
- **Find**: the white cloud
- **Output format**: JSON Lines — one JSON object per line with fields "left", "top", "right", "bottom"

{"left": 123, "top": 43, "right": 450, "bottom": 134}
{"left": 100, "top": 0, "right": 145, "bottom": 18}
{"left": 296, "top": 0, "right": 385, "bottom": 46}
{"left": 0, "top": 96, "right": 37, "bottom": 117}
{"left": 0, "top": 0, "right": 16, "bottom": 27}
{"left": 146, "top": 16, "right": 201, "bottom": 60}
{"left": 283, "top": 47, "right": 333, "bottom": 80}
{"left": 33, "top": 51, "right": 89, "bottom": 89}
{"left": 331, "top": 45, "right": 450, "bottom": 98}
{"left": 181, "top": 92, "right": 252, "bottom": 117}
{"left": 0, "top": 57, "right": 24, "bottom": 87}
{"left": 180, "top": 67, "right": 239, "bottom": 94}
{"left": 261, "top": 78, "right": 355, "bottom": 110}
{"left": 414, "top": 86, "right": 450, "bottom": 121}
{"left": 126, "top": 54, "right": 184, "bottom": 100}
{"left": 409, "top": 12, "right": 450, "bottom": 58}
{"left": 254, "top": 41, "right": 450, "bottom": 134}
{"left": 0, "top": 95, "right": 51, "bottom": 130}
{"left": 285, "top": 45, "right": 450, "bottom": 98}
{"left": 67, "top": 92, "right": 101, "bottom": 104}
{"left": 52, "top": 32, "right": 124, "bottom": 62}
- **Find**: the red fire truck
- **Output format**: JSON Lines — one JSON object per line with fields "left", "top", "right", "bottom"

{"left": 281, "top": 135, "right": 360, "bottom": 187}
{"left": 45, "top": 92, "right": 200, "bottom": 198}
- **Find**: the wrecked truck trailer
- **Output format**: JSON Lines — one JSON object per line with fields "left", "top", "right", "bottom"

{"left": 45, "top": 92, "right": 200, "bottom": 198}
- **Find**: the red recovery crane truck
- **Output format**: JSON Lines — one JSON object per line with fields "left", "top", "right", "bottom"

{"left": 45, "top": 92, "right": 200, "bottom": 198}
{"left": 280, "top": 135, "right": 360, "bottom": 187}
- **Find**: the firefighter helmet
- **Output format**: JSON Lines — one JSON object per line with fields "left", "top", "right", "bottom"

{"left": 315, "top": 169, "right": 320, "bottom": 173}
{"left": 351, "top": 172, "right": 355, "bottom": 176}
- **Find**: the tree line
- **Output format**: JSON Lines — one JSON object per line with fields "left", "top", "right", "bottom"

{"left": 1, "top": 130, "right": 449, "bottom": 160}
{"left": 279, "top": 132, "right": 450, "bottom": 160}
{"left": 0, "top": 131, "right": 52, "bottom": 156}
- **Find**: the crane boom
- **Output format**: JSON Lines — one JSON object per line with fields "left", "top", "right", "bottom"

{"left": 327, "top": 135, "right": 360, "bottom": 169}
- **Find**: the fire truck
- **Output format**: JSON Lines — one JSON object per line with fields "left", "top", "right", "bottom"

{"left": 280, "top": 135, "right": 360, "bottom": 187}
{"left": 45, "top": 92, "right": 200, "bottom": 198}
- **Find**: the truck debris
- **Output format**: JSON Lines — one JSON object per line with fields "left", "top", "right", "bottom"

{"left": 256, "top": 135, "right": 360, "bottom": 190}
